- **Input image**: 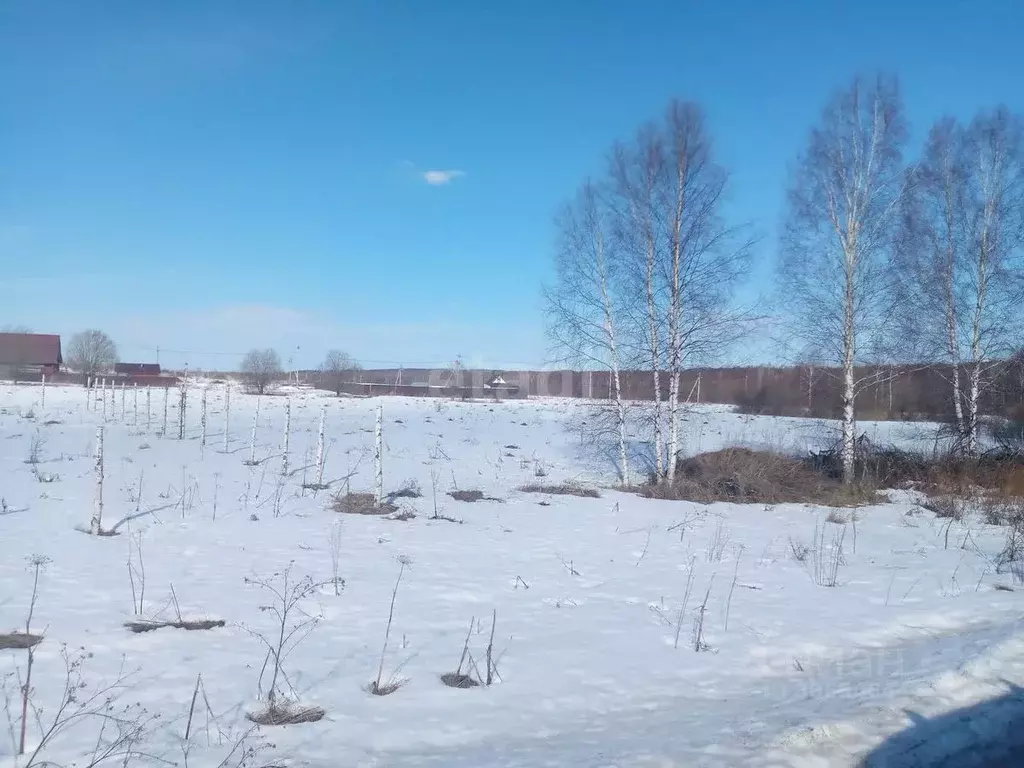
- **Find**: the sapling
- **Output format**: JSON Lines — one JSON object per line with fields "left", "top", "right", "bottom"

{"left": 243, "top": 566, "right": 326, "bottom": 724}
{"left": 133, "top": 383, "right": 139, "bottom": 427}
{"left": 673, "top": 556, "right": 698, "bottom": 649}
{"left": 328, "top": 519, "right": 343, "bottom": 596}
{"left": 315, "top": 404, "right": 326, "bottom": 485}
{"left": 2, "top": 644, "right": 155, "bottom": 765}
{"left": 374, "top": 404, "right": 383, "bottom": 506}
{"left": 693, "top": 575, "right": 715, "bottom": 652}
{"left": 724, "top": 547, "right": 744, "bottom": 632}
{"left": 89, "top": 426, "right": 104, "bottom": 535}
{"left": 246, "top": 396, "right": 261, "bottom": 465}
{"left": 223, "top": 381, "right": 231, "bottom": 452}
{"left": 102, "top": 378, "right": 108, "bottom": 421}
{"left": 370, "top": 556, "right": 410, "bottom": 695}
{"left": 162, "top": 387, "right": 169, "bottom": 437}
{"left": 281, "top": 399, "right": 291, "bottom": 477}
{"left": 146, "top": 386, "right": 151, "bottom": 431}
{"left": 200, "top": 386, "right": 208, "bottom": 454}
{"left": 127, "top": 531, "right": 146, "bottom": 616}
{"left": 178, "top": 383, "right": 187, "bottom": 440}
{"left": 120, "top": 380, "right": 126, "bottom": 420}
{"left": 40, "top": 373, "right": 45, "bottom": 410}
{"left": 17, "top": 555, "right": 49, "bottom": 755}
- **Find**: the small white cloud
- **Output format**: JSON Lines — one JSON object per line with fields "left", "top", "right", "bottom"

{"left": 422, "top": 169, "right": 464, "bottom": 186}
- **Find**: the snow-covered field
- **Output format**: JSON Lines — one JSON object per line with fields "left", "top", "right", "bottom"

{"left": 1, "top": 382, "right": 1022, "bottom": 767}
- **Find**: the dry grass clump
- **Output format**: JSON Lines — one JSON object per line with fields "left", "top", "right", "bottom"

{"left": 0, "top": 632, "right": 42, "bottom": 650}
{"left": 388, "top": 479, "right": 423, "bottom": 500}
{"left": 123, "top": 619, "right": 225, "bottom": 634}
{"left": 331, "top": 492, "right": 397, "bottom": 516}
{"left": 440, "top": 672, "right": 479, "bottom": 689}
{"left": 638, "top": 448, "right": 877, "bottom": 506}
{"left": 246, "top": 701, "right": 325, "bottom": 725}
{"left": 920, "top": 495, "right": 967, "bottom": 521}
{"left": 367, "top": 680, "right": 405, "bottom": 696}
{"left": 518, "top": 483, "right": 600, "bottom": 498}
{"left": 448, "top": 490, "right": 491, "bottom": 503}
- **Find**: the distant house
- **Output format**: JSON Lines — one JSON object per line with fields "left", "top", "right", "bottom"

{"left": 115, "top": 363, "right": 161, "bottom": 376}
{"left": 0, "top": 333, "right": 62, "bottom": 381}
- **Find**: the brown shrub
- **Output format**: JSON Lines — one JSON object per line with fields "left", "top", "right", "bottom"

{"left": 447, "top": 490, "right": 504, "bottom": 503}
{"left": 0, "top": 632, "right": 42, "bottom": 650}
{"left": 331, "top": 492, "right": 397, "bottom": 516}
{"left": 638, "top": 448, "right": 877, "bottom": 506}
{"left": 518, "top": 483, "right": 600, "bottom": 498}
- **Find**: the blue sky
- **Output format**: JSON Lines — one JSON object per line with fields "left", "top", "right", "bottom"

{"left": 2, "top": 1, "right": 1022, "bottom": 371}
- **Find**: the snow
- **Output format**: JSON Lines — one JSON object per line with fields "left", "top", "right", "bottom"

{"left": 1, "top": 382, "right": 1022, "bottom": 767}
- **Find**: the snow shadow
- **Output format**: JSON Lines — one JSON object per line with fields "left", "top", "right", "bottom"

{"left": 858, "top": 682, "right": 1024, "bottom": 767}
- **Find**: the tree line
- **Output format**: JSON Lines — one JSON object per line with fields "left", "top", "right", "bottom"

{"left": 545, "top": 73, "right": 1024, "bottom": 485}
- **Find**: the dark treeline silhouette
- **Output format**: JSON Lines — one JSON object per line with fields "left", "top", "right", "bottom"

{"left": 305, "top": 358, "right": 1024, "bottom": 422}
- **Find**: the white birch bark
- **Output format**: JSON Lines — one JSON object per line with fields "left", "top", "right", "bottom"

{"left": 178, "top": 384, "right": 187, "bottom": 440}
{"left": 223, "top": 382, "right": 230, "bottom": 452}
{"left": 133, "top": 383, "right": 138, "bottom": 427}
{"left": 594, "top": 225, "right": 630, "bottom": 486}
{"left": 282, "top": 399, "right": 291, "bottom": 477}
{"left": 162, "top": 387, "right": 168, "bottom": 437}
{"left": 200, "top": 386, "right": 207, "bottom": 449}
{"left": 101, "top": 378, "right": 108, "bottom": 422}
{"left": 842, "top": 252, "right": 857, "bottom": 483}
{"left": 248, "top": 396, "right": 261, "bottom": 464}
{"left": 90, "top": 426, "right": 104, "bottom": 535}
{"left": 146, "top": 387, "right": 151, "bottom": 432}
{"left": 40, "top": 374, "right": 45, "bottom": 410}
{"left": 374, "top": 403, "right": 383, "bottom": 505}
{"left": 120, "top": 381, "right": 126, "bottom": 421}
{"left": 315, "top": 404, "right": 326, "bottom": 486}
{"left": 646, "top": 233, "right": 664, "bottom": 478}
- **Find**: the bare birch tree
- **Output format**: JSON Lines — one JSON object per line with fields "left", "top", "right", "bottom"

{"left": 897, "top": 108, "right": 1024, "bottom": 454}
{"left": 960, "top": 108, "right": 1024, "bottom": 453}
{"left": 543, "top": 181, "right": 632, "bottom": 485}
{"left": 609, "top": 102, "right": 753, "bottom": 480}
{"left": 610, "top": 127, "right": 666, "bottom": 478}
{"left": 778, "top": 74, "right": 908, "bottom": 482}
{"left": 656, "top": 102, "right": 753, "bottom": 480}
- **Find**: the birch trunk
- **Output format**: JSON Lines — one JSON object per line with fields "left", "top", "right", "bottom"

{"left": 90, "top": 426, "right": 104, "bottom": 535}
{"left": 966, "top": 163, "right": 995, "bottom": 457}
{"left": 120, "top": 381, "right": 126, "bottom": 420}
{"left": 374, "top": 404, "right": 383, "bottom": 505}
{"left": 200, "top": 387, "right": 207, "bottom": 449}
{"left": 146, "top": 387, "right": 151, "bottom": 431}
{"left": 941, "top": 185, "right": 966, "bottom": 440}
{"left": 315, "top": 404, "right": 326, "bottom": 486}
{"left": 133, "top": 383, "right": 138, "bottom": 427}
{"left": 101, "top": 378, "right": 108, "bottom": 422}
{"left": 282, "top": 399, "right": 291, "bottom": 477}
{"left": 40, "top": 374, "right": 45, "bottom": 410}
{"left": 248, "top": 396, "right": 261, "bottom": 464}
{"left": 178, "top": 384, "right": 187, "bottom": 440}
{"left": 665, "top": 154, "right": 686, "bottom": 482}
{"left": 841, "top": 259, "right": 857, "bottom": 484}
{"left": 223, "top": 382, "right": 231, "bottom": 452}
{"left": 162, "top": 388, "right": 168, "bottom": 437}
{"left": 646, "top": 238, "right": 664, "bottom": 478}
{"left": 595, "top": 224, "right": 630, "bottom": 486}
